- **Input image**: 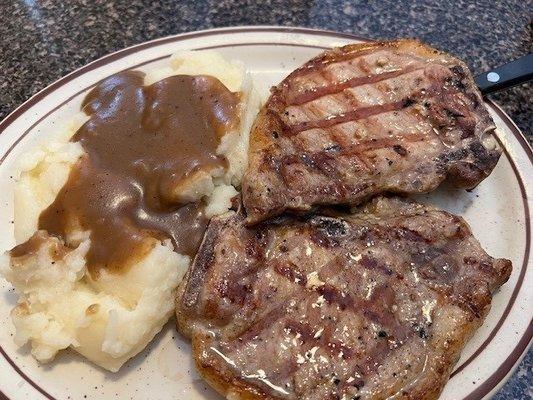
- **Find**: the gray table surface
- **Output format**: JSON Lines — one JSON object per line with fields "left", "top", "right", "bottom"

{"left": 0, "top": 0, "right": 531, "bottom": 399}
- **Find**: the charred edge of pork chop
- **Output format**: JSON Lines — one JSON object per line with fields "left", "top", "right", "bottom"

{"left": 176, "top": 197, "right": 511, "bottom": 400}
{"left": 242, "top": 39, "right": 501, "bottom": 224}
{"left": 175, "top": 212, "right": 239, "bottom": 339}
{"left": 192, "top": 332, "right": 269, "bottom": 400}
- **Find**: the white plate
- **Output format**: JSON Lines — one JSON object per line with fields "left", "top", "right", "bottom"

{"left": 0, "top": 26, "right": 531, "bottom": 400}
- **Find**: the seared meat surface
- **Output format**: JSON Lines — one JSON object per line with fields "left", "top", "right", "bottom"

{"left": 176, "top": 197, "right": 511, "bottom": 400}
{"left": 243, "top": 40, "right": 501, "bottom": 223}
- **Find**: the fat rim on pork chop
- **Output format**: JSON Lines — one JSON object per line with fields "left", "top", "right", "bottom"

{"left": 242, "top": 39, "right": 502, "bottom": 224}
{"left": 176, "top": 196, "right": 511, "bottom": 400}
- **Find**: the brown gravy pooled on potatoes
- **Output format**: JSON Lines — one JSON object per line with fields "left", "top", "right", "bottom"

{"left": 27, "top": 71, "right": 239, "bottom": 276}
{"left": 10, "top": 231, "right": 65, "bottom": 259}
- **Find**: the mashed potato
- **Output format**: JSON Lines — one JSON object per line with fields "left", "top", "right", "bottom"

{"left": 0, "top": 51, "right": 261, "bottom": 372}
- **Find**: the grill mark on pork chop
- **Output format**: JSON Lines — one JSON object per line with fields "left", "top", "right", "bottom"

{"left": 285, "top": 48, "right": 378, "bottom": 81}
{"left": 288, "top": 66, "right": 423, "bottom": 106}
{"left": 274, "top": 260, "right": 308, "bottom": 285}
{"left": 235, "top": 297, "right": 299, "bottom": 342}
{"left": 283, "top": 315, "right": 411, "bottom": 393}
{"left": 284, "top": 65, "right": 435, "bottom": 127}
{"left": 176, "top": 197, "right": 511, "bottom": 400}
{"left": 274, "top": 257, "right": 400, "bottom": 330}
{"left": 281, "top": 131, "right": 429, "bottom": 190}
{"left": 286, "top": 45, "right": 430, "bottom": 86}
{"left": 339, "top": 89, "right": 362, "bottom": 114}
{"left": 278, "top": 133, "right": 426, "bottom": 188}
{"left": 285, "top": 78, "right": 465, "bottom": 137}
{"left": 231, "top": 282, "right": 412, "bottom": 397}
{"left": 330, "top": 136, "right": 374, "bottom": 172}
{"left": 243, "top": 40, "right": 501, "bottom": 224}
{"left": 336, "top": 133, "right": 426, "bottom": 157}
{"left": 288, "top": 100, "right": 408, "bottom": 134}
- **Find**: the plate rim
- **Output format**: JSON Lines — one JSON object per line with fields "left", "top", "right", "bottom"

{"left": 0, "top": 25, "right": 531, "bottom": 400}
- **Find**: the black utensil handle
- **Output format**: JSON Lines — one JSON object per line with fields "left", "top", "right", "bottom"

{"left": 475, "top": 54, "right": 533, "bottom": 95}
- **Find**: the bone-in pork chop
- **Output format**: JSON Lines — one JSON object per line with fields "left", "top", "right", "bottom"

{"left": 176, "top": 196, "right": 511, "bottom": 400}
{"left": 242, "top": 40, "right": 501, "bottom": 223}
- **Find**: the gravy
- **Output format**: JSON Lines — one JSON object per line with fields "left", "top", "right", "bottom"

{"left": 33, "top": 71, "right": 239, "bottom": 276}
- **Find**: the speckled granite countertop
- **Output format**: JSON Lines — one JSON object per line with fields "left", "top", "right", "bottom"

{"left": 0, "top": 0, "right": 531, "bottom": 399}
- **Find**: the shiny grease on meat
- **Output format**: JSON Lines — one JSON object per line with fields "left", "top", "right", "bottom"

{"left": 243, "top": 40, "right": 501, "bottom": 224}
{"left": 14, "top": 71, "right": 240, "bottom": 276}
{"left": 176, "top": 197, "right": 511, "bottom": 400}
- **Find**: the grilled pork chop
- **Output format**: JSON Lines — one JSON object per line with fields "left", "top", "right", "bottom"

{"left": 176, "top": 197, "right": 511, "bottom": 400}
{"left": 242, "top": 40, "right": 501, "bottom": 223}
